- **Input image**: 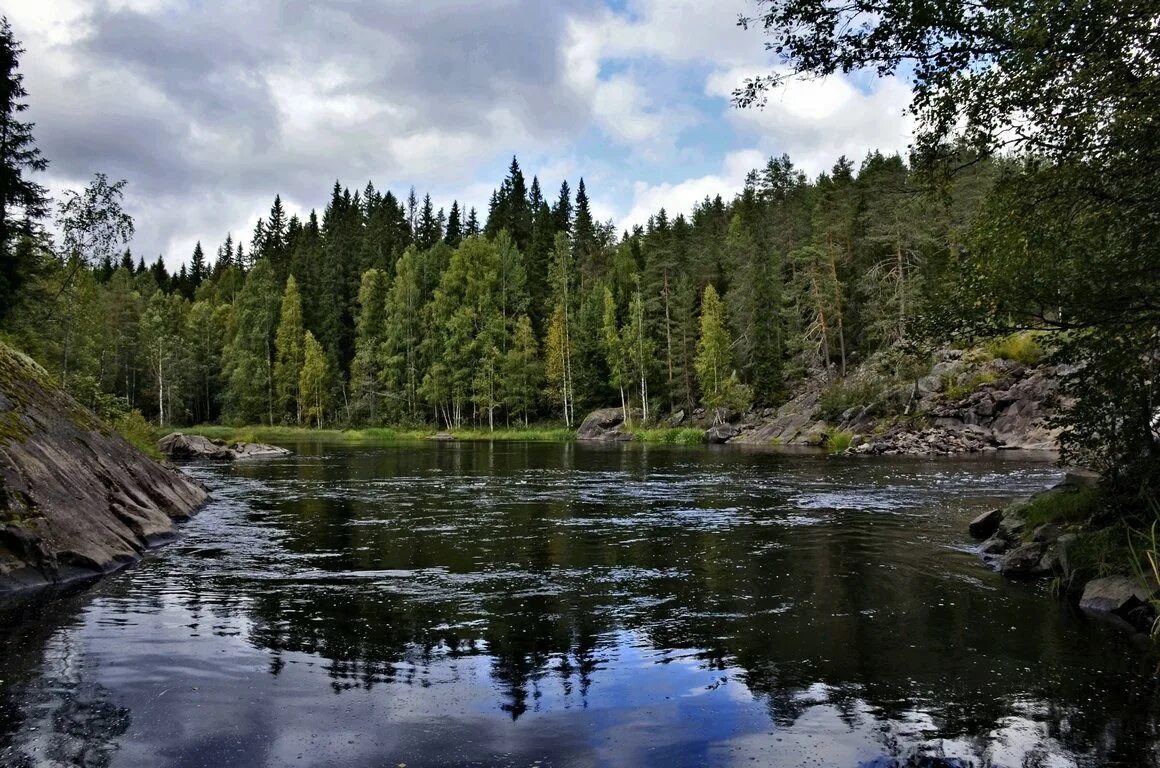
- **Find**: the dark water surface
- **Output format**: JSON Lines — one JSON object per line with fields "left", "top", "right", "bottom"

{"left": 2, "top": 442, "right": 1159, "bottom": 767}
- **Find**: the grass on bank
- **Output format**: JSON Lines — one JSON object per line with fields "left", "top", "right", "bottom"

{"left": 627, "top": 427, "right": 705, "bottom": 445}
{"left": 171, "top": 424, "right": 577, "bottom": 445}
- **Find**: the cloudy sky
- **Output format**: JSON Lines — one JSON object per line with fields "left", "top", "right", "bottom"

{"left": 6, "top": 0, "right": 914, "bottom": 268}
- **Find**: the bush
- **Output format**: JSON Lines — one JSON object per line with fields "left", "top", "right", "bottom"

{"left": 111, "top": 409, "right": 162, "bottom": 459}
{"left": 825, "top": 431, "right": 854, "bottom": 454}
{"left": 632, "top": 427, "right": 705, "bottom": 445}
{"left": 816, "top": 377, "right": 884, "bottom": 423}
{"left": 987, "top": 333, "right": 1046, "bottom": 365}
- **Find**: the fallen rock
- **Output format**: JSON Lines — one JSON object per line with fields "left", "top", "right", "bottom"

{"left": 158, "top": 432, "right": 291, "bottom": 461}
{"left": 0, "top": 342, "right": 208, "bottom": 596}
{"left": 1079, "top": 576, "right": 1158, "bottom": 615}
{"left": 968, "top": 509, "right": 1003, "bottom": 540}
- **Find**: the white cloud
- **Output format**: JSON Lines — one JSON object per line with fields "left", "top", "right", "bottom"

{"left": 618, "top": 149, "right": 765, "bottom": 229}
{"left": 706, "top": 68, "right": 916, "bottom": 175}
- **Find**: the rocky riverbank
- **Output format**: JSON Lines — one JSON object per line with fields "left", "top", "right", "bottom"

{"left": 0, "top": 343, "right": 208, "bottom": 596}
{"left": 158, "top": 432, "right": 292, "bottom": 460}
{"left": 968, "top": 476, "right": 1159, "bottom": 634}
{"left": 579, "top": 349, "right": 1062, "bottom": 455}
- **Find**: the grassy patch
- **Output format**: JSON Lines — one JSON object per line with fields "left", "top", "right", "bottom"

{"left": 112, "top": 409, "right": 163, "bottom": 459}
{"left": 175, "top": 424, "right": 576, "bottom": 445}
{"left": 629, "top": 427, "right": 705, "bottom": 445}
{"left": 1018, "top": 486, "right": 1102, "bottom": 528}
{"left": 987, "top": 332, "right": 1046, "bottom": 365}
{"left": 824, "top": 431, "right": 854, "bottom": 454}
{"left": 942, "top": 370, "right": 1000, "bottom": 402}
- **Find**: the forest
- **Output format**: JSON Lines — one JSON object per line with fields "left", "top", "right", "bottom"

{"left": 1, "top": 0, "right": 1157, "bottom": 497}
{"left": 0, "top": 149, "right": 992, "bottom": 434}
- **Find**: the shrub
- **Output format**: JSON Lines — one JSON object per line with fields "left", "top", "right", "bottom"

{"left": 987, "top": 333, "right": 1046, "bottom": 365}
{"left": 942, "top": 370, "right": 1000, "bottom": 402}
{"left": 825, "top": 431, "right": 854, "bottom": 454}
{"left": 111, "top": 409, "right": 163, "bottom": 459}
{"left": 816, "top": 377, "right": 884, "bottom": 423}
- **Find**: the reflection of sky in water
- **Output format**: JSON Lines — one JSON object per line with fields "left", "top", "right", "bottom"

{"left": 0, "top": 445, "right": 1152, "bottom": 767}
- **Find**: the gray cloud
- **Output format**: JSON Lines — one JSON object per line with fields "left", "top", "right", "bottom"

{"left": 14, "top": 0, "right": 597, "bottom": 264}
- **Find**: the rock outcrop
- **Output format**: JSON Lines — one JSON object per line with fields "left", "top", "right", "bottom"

{"left": 0, "top": 343, "right": 208, "bottom": 595}
{"left": 728, "top": 351, "right": 1061, "bottom": 455}
{"left": 576, "top": 408, "right": 637, "bottom": 442}
{"left": 158, "top": 432, "right": 291, "bottom": 460}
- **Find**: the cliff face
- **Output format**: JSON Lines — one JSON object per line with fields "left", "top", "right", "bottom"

{"left": 0, "top": 343, "right": 208, "bottom": 595}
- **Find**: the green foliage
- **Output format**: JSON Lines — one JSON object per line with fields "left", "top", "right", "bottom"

{"left": 942, "top": 370, "right": 999, "bottom": 402}
{"left": 630, "top": 427, "right": 704, "bottom": 445}
{"left": 299, "top": 331, "right": 330, "bottom": 428}
{"left": 816, "top": 376, "right": 886, "bottom": 423}
{"left": 824, "top": 430, "right": 854, "bottom": 454}
{"left": 696, "top": 285, "right": 751, "bottom": 421}
{"left": 273, "top": 276, "right": 304, "bottom": 423}
{"left": 986, "top": 333, "right": 1045, "bottom": 366}
{"left": 110, "top": 408, "right": 162, "bottom": 459}
{"left": 1018, "top": 486, "right": 1102, "bottom": 529}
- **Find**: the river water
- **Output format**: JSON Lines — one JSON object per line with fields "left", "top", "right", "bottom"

{"left": 1, "top": 441, "right": 1157, "bottom": 767}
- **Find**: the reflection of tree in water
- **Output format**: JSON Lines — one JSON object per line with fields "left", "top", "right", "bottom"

{"left": 222, "top": 444, "right": 1160, "bottom": 759}
{"left": 0, "top": 604, "right": 130, "bottom": 768}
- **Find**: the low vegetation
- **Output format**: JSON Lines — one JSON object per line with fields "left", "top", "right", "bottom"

{"left": 629, "top": 427, "right": 705, "bottom": 445}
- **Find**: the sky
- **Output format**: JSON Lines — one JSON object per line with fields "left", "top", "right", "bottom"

{"left": 6, "top": 0, "right": 915, "bottom": 268}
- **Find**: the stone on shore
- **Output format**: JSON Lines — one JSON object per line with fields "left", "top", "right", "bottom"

{"left": 968, "top": 508, "right": 1003, "bottom": 540}
{"left": 158, "top": 432, "right": 291, "bottom": 461}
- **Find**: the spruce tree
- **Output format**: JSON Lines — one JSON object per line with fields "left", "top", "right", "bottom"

{"left": 0, "top": 17, "right": 48, "bottom": 322}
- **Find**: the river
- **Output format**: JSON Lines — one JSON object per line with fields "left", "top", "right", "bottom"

{"left": 1, "top": 441, "right": 1157, "bottom": 767}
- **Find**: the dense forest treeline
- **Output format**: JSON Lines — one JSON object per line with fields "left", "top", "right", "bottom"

{"left": 2, "top": 1, "right": 1157, "bottom": 497}
{"left": 1, "top": 144, "right": 996, "bottom": 433}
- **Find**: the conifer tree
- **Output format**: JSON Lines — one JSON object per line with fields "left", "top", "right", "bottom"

{"left": 0, "top": 18, "right": 48, "bottom": 322}
{"left": 224, "top": 259, "right": 280, "bottom": 424}
{"left": 445, "top": 201, "right": 462, "bottom": 247}
{"left": 695, "top": 284, "right": 750, "bottom": 423}
{"left": 351, "top": 268, "right": 389, "bottom": 423}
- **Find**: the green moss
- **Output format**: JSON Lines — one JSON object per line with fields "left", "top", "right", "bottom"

{"left": 1018, "top": 486, "right": 1102, "bottom": 529}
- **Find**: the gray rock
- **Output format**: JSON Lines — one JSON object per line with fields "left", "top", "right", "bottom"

{"left": 158, "top": 433, "right": 232, "bottom": 460}
{"left": 228, "top": 442, "right": 292, "bottom": 460}
{"left": 158, "top": 432, "right": 291, "bottom": 461}
{"left": 667, "top": 410, "right": 686, "bottom": 427}
{"left": 704, "top": 424, "right": 740, "bottom": 444}
{"left": 0, "top": 342, "right": 208, "bottom": 596}
{"left": 1079, "top": 576, "right": 1158, "bottom": 615}
{"left": 998, "top": 542, "right": 1049, "bottom": 578}
{"left": 1032, "top": 523, "right": 1063, "bottom": 544}
{"left": 429, "top": 432, "right": 456, "bottom": 442}
{"left": 969, "top": 508, "right": 1003, "bottom": 540}
{"left": 576, "top": 408, "right": 639, "bottom": 442}
{"left": 980, "top": 536, "right": 1009, "bottom": 556}
{"left": 1056, "top": 534, "right": 1079, "bottom": 577}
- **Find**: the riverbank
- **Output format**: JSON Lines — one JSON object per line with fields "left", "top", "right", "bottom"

{"left": 173, "top": 424, "right": 579, "bottom": 445}
{"left": 973, "top": 478, "right": 1160, "bottom": 636}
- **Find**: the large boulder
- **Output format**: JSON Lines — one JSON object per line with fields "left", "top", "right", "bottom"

{"left": 704, "top": 424, "right": 741, "bottom": 444}
{"left": 968, "top": 508, "right": 1003, "bottom": 540}
{"left": 1079, "top": 576, "right": 1159, "bottom": 615}
{"left": 0, "top": 343, "right": 208, "bottom": 595}
{"left": 158, "top": 433, "right": 232, "bottom": 459}
{"left": 576, "top": 408, "right": 637, "bottom": 442}
{"left": 158, "top": 432, "right": 291, "bottom": 461}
